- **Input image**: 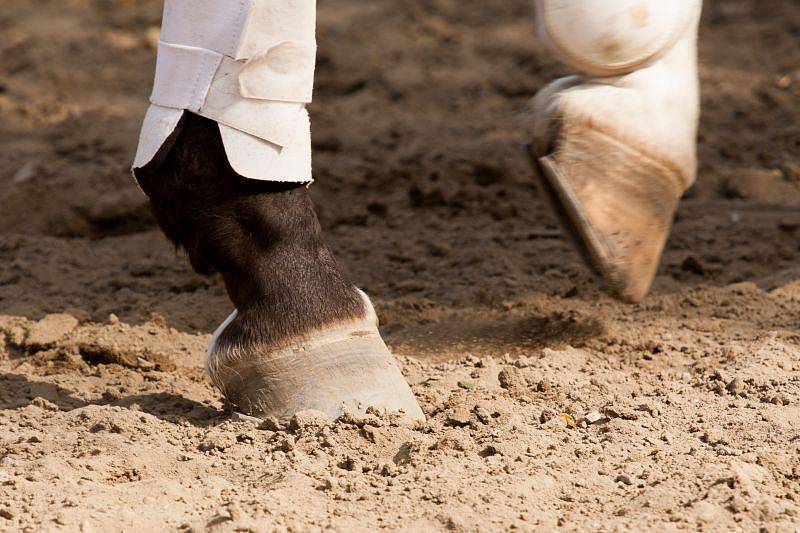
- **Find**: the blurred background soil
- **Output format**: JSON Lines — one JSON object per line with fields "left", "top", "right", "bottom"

{"left": 0, "top": 0, "right": 799, "bottom": 530}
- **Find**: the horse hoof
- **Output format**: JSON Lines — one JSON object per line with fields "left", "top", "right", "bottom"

{"left": 205, "top": 291, "right": 425, "bottom": 421}
{"left": 530, "top": 130, "right": 683, "bottom": 303}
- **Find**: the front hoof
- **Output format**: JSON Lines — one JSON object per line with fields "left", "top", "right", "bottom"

{"left": 206, "top": 300, "right": 424, "bottom": 421}
{"left": 533, "top": 127, "right": 684, "bottom": 303}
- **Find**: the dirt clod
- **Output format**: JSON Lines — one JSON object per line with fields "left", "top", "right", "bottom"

{"left": 24, "top": 314, "right": 79, "bottom": 350}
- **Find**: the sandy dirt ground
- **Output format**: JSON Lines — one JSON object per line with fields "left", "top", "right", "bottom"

{"left": 1, "top": 0, "right": 800, "bottom": 531}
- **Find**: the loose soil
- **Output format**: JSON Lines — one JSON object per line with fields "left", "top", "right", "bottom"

{"left": 1, "top": 0, "right": 800, "bottom": 530}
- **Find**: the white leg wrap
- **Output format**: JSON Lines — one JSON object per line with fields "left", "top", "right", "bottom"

{"left": 535, "top": 0, "right": 701, "bottom": 77}
{"left": 133, "top": 0, "right": 317, "bottom": 182}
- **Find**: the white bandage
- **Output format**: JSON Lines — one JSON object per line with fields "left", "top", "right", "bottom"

{"left": 535, "top": 0, "right": 701, "bottom": 77}
{"left": 133, "top": 0, "right": 316, "bottom": 182}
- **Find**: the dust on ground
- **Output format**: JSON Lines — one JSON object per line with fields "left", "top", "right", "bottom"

{"left": 1, "top": 0, "right": 800, "bottom": 530}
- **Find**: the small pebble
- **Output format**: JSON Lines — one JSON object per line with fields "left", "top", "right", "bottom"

{"left": 457, "top": 380, "right": 476, "bottom": 390}
{"left": 29, "top": 397, "right": 59, "bottom": 412}
{"left": 231, "top": 412, "right": 261, "bottom": 424}
{"left": 726, "top": 378, "right": 745, "bottom": 396}
{"left": 584, "top": 411, "right": 604, "bottom": 424}
{"left": 615, "top": 474, "right": 633, "bottom": 486}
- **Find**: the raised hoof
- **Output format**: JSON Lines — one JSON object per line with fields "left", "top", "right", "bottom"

{"left": 530, "top": 126, "right": 684, "bottom": 303}
{"left": 206, "top": 293, "right": 425, "bottom": 421}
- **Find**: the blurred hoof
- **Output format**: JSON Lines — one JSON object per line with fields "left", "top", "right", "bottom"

{"left": 530, "top": 127, "right": 683, "bottom": 303}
